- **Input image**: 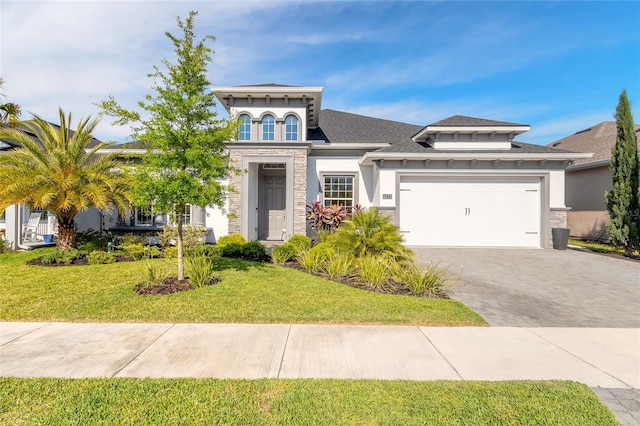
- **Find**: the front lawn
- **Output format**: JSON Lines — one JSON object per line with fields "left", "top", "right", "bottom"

{"left": 0, "top": 378, "right": 618, "bottom": 425}
{"left": 0, "top": 249, "right": 485, "bottom": 325}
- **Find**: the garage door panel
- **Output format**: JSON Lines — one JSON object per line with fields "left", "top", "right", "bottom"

{"left": 399, "top": 176, "right": 541, "bottom": 247}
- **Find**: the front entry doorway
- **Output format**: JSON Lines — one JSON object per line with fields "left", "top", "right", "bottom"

{"left": 259, "top": 165, "right": 286, "bottom": 240}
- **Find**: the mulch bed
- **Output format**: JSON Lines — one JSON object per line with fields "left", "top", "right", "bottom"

{"left": 280, "top": 261, "right": 449, "bottom": 299}
{"left": 26, "top": 256, "right": 135, "bottom": 266}
{"left": 134, "top": 276, "right": 221, "bottom": 296}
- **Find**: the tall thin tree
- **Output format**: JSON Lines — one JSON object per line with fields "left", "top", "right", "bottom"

{"left": 605, "top": 89, "right": 639, "bottom": 254}
{"left": 97, "top": 11, "right": 236, "bottom": 280}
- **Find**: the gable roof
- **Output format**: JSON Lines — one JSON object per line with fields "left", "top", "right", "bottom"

{"left": 547, "top": 121, "right": 640, "bottom": 166}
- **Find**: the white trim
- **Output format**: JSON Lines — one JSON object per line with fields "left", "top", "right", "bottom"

{"left": 359, "top": 151, "right": 593, "bottom": 165}
{"left": 412, "top": 125, "right": 530, "bottom": 141}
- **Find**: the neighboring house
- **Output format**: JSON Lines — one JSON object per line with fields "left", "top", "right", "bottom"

{"left": 547, "top": 121, "right": 640, "bottom": 240}
{"left": 1, "top": 84, "right": 591, "bottom": 249}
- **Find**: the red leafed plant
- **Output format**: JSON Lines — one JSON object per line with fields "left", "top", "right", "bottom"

{"left": 306, "top": 201, "right": 363, "bottom": 231}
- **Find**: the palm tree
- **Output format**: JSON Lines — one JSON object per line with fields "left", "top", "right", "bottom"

{"left": 0, "top": 108, "right": 132, "bottom": 250}
{"left": 0, "top": 78, "right": 21, "bottom": 128}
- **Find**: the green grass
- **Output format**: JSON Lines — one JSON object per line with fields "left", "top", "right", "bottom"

{"left": 0, "top": 378, "right": 618, "bottom": 426}
{"left": 0, "top": 249, "right": 485, "bottom": 325}
{"left": 569, "top": 238, "right": 639, "bottom": 258}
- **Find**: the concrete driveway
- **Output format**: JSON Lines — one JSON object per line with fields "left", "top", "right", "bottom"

{"left": 412, "top": 248, "right": 640, "bottom": 327}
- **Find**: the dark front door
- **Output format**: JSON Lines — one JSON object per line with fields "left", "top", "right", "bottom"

{"left": 261, "top": 175, "right": 286, "bottom": 240}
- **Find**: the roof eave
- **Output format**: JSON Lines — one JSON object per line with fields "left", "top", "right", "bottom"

{"left": 359, "top": 151, "right": 593, "bottom": 166}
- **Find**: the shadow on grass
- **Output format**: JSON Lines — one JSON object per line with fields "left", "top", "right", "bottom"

{"left": 212, "top": 256, "right": 271, "bottom": 272}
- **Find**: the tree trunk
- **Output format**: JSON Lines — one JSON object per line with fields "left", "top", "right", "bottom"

{"left": 177, "top": 208, "right": 184, "bottom": 281}
{"left": 56, "top": 218, "right": 76, "bottom": 251}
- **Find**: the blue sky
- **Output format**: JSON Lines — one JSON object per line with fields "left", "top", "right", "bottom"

{"left": 1, "top": 0, "right": 638, "bottom": 145}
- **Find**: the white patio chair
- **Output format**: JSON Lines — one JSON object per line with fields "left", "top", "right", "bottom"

{"left": 22, "top": 212, "right": 43, "bottom": 242}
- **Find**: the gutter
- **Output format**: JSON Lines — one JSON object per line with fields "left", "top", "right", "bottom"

{"left": 359, "top": 151, "right": 593, "bottom": 166}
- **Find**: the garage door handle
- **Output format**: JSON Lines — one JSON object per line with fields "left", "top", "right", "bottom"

{"left": 399, "top": 230, "right": 410, "bottom": 233}
{"left": 465, "top": 207, "right": 471, "bottom": 216}
{"left": 525, "top": 232, "right": 538, "bottom": 234}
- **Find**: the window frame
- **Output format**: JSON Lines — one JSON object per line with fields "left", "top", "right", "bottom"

{"left": 320, "top": 173, "right": 359, "bottom": 212}
{"left": 285, "top": 115, "right": 299, "bottom": 141}
{"left": 135, "top": 206, "right": 154, "bottom": 226}
{"left": 261, "top": 114, "right": 275, "bottom": 141}
{"left": 238, "top": 114, "right": 251, "bottom": 141}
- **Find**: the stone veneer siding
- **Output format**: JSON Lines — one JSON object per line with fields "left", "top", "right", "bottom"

{"left": 227, "top": 145, "right": 308, "bottom": 239}
{"left": 549, "top": 208, "right": 569, "bottom": 247}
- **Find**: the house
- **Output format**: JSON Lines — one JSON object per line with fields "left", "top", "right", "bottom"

{"left": 208, "top": 84, "right": 590, "bottom": 248}
{"left": 1, "top": 84, "right": 591, "bottom": 249}
{"left": 547, "top": 121, "right": 640, "bottom": 240}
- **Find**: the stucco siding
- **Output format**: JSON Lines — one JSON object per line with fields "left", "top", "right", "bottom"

{"left": 566, "top": 165, "right": 610, "bottom": 211}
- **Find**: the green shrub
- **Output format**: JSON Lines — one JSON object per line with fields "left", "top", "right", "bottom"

{"left": 87, "top": 251, "right": 116, "bottom": 265}
{"left": 76, "top": 228, "right": 109, "bottom": 252}
{"left": 185, "top": 255, "right": 217, "bottom": 289}
{"left": 322, "top": 251, "right": 356, "bottom": 280}
{"left": 219, "top": 241, "right": 267, "bottom": 261}
{"left": 219, "top": 242, "right": 244, "bottom": 258}
{"left": 240, "top": 241, "right": 267, "bottom": 261}
{"left": 0, "top": 239, "right": 12, "bottom": 254}
{"left": 118, "top": 243, "right": 145, "bottom": 260}
{"left": 297, "top": 243, "right": 334, "bottom": 273}
{"left": 187, "top": 244, "right": 219, "bottom": 258}
{"left": 163, "top": 246, "right": 178, "bottom": 258}
{"left": 141, "top": 261, "right": 169, "bottom": 289}
{"left": 287, "top": 234, "right": 312, "bottom": 252}
{"left": 216, "top": 233, "right": 247, "bottom": 247}
{"left": 356, "top": 254, "right": 395, "bottom": 291}
{"left": 159, "top": 225, "right": 207, "bottom": 248}
{"left": 120, "top": 234, "right": 144, "bottom": 245}
{"left": 396, "top": 262, "right": 457, "bottom": 297}
{"left": 328, "top": 208, "right": 413, "bottom": 261}
{"left": 40, "top": 249, "right": 87, "bottom": 265}
{"left": 143, "top": 245, "right": 161, "bottom": 259}
{"left": 271, "top": 243, "right": 298, "bottom": 264}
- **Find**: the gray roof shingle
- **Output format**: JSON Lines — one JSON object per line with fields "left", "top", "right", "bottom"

{"left": 311, "top": 109, "right": 567, "bottom": 154}
{"left": 547, "top": 121, "right": 640, "bottom": 165}
{"left": 427, "top": 115, "right": 528, "bottom": 127}
{"left": 308, "top": 109, "right": 422, "bottom": 145}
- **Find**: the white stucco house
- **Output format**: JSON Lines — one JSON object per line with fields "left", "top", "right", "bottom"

{"left": 1, "top": 84, "right": 592, "bottom": 249}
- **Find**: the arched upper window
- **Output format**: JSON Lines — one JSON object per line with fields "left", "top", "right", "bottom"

{"left": 262, "top": 115, "right": 275, "bottom": 141}
{"left": 285, "top": 115, "right": 299, "bottom": 141}
{"left": 238, "top": 114, "right": 251, "bottom": 141}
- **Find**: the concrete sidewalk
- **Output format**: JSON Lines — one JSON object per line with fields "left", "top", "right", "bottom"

{"left": 1, "top": 322, "right": 638, "bottom": 388}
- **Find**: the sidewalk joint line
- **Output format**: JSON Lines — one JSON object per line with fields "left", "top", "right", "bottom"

{"left": 110, "top": 323, "right": 176, "bottom": 378}
{"left": 417, "top": 327, "right": 463, "bottom": 380}
{"left": 525, "top": 328, "right": 633, "bottom": 389}
{"left": 276, "top": 324, "right": 292, "bottom": 378}
{"left": 1, "top": 322, "right": 51, "bottom": 346}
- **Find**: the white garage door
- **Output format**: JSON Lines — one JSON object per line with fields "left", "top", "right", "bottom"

{"left": 398, "top": 176, "right": 541, "bottom": 247}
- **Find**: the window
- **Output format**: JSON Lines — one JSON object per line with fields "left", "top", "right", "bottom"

{"left": 285, "top": 115, "right": 298, "bottom": 141}
{"left": 238, "top": 114, "right": 251, "bottom": 141}
{"left": 30, "top": 209, "right": 48, "bottom": 222}
{"left": 182, "top": 205, "right": 191, "bottom": 225}
{"left": 135, "top": 207, "right": 154, "bottom": 226}
{"left": 262, "top": 114, "right": 275, "bottom": 141}
{"left": 323, "top": 175, "right": 355, "bottom": 210}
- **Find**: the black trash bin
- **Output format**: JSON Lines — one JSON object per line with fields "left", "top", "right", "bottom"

{"left": 551, "top": 227, "right": 570, "bottom": 250}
